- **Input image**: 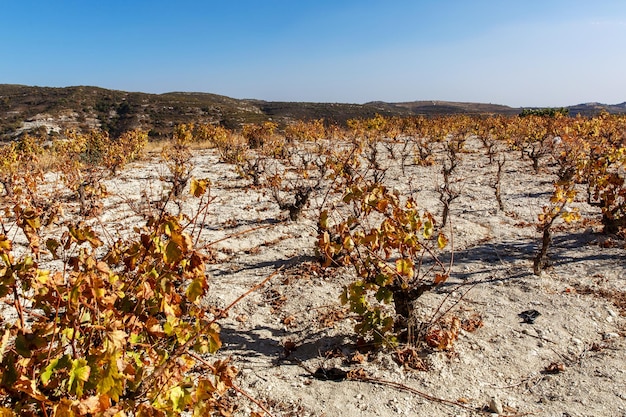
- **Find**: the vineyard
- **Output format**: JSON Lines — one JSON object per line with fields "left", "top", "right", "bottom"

{"left": 0, "top": 113, "right": 625, "bottom": 416}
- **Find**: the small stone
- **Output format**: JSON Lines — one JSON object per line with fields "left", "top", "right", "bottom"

{"left": 489, "top": 397, "right": 504, "bottom": 414}
{"left": 379, "top": 354, "right": 401, "bottom": 371}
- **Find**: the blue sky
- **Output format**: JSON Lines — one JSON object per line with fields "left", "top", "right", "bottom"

{"left": 1, "top": 1, "right": 625, "bottom": 107}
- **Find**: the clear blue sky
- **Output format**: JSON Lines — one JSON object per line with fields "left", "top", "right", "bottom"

{"left": 1, "top": 1, "right": 625, "bottom": 107}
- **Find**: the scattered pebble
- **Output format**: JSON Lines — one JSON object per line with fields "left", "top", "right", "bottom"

{"left": 488, "top": 396, "right": 504, "bottom": 414}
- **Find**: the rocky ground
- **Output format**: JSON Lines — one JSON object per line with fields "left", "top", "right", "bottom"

{"left": 6, "top": 137, "right": 626, "bottom": 416}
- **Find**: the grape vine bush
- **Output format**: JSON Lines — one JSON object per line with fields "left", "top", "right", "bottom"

{"left": 0, "top": 179, "right": 238, "bottom": 416}
{"left": 318, "top": 171, "right": 449, "bottom": 347}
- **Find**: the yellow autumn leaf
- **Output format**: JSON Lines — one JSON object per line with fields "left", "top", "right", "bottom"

{"left": 164, "top": 240, "right": 182, "bottom": 265}
{"left": 76, "top": 395, "right": 110, "bottom": 415}
{"left": 206, "top": 323, "right": 222, "bottom": 354}
{"left": 437, "top": 233, "right": 448, "bottom": 249}
{"left": 343, "top": 236, "right": 355, "bottom": 251}
{"left": 395, "top": 258, "right": 414, "bottom": 279}
{"left": 0, "top": 235, "right": 11, "bottom": 252}
{"left": 170, "top": 386, "right": 189, "bottom": 412}
{"left": 423, "top": 219, "right": 433, "bottom": 239}
{"left": 319, "top": 210, "right": 329, "bottom": 230}
{"left": 186, "top": 277, "right": 206, "bottom": 302}
{"left": 106, "top": 329, "right": 128, "bottom": 352}
{"left": 561, "top": 209, "right": 580, "bottom": 223}
{"left": 190, "top": 177, "right": 210, "bottom": 197}
{"left": 95, "top": 354, "right": 124, "bottom": 402}
{"left": 36, "top": 269, "right": 50, "bottom": 284}
{"left": 0, "top": 407, "right": 16, "bottom": 417}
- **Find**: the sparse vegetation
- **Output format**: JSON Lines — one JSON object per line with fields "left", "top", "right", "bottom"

{"left": 1, "top": 109, "right": 625, "bottom": 416}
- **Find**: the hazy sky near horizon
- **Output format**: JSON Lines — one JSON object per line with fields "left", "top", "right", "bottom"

{"left": 1, "top": 1, "right": 625, "bottom": 107}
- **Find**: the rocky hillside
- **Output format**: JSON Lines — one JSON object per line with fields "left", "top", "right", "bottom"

{"left": 1, "top": 84, "right": 624, "bottom": 140}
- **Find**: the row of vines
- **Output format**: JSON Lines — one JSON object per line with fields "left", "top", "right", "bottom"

{"left": 0, "top": 111, "right": 624, "bottom": 415}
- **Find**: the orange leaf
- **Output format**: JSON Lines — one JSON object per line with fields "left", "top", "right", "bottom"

{"left": 434, "top": 273, "right": 448, "bottom": 284}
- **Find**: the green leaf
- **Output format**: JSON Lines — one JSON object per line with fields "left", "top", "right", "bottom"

{"left": 374, "top": 272, "right": 392, "bottom": 287}
{"left": 68, "top": 358, "right": 91, "bottom": 397}
{"left": 41, "top": 358, "right": 60, "bottom": 386}
{"left": 41, "top": 355, "right": 71, "bottom": 387}
{"left": 375, "top": 286, "right": 393, "bottom": 304}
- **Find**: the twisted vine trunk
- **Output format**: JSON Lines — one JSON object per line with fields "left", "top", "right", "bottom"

{"left": 533, "top": 226, "right": 552, "bottom": 275}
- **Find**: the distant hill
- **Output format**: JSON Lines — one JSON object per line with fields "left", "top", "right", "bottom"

{"left": 565, "top": 101, "right": 626, "bottom": 116}
{"left": 0, "top": 84, "right": 624, "bottom": 140}
{"left": 364, "top": 100, "right": 521, "bottom": 116}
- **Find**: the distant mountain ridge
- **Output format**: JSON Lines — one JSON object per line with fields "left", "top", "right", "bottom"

{"left": 0, "top": 84, "right": 624, "bottom": 140}
{"left": 566, "top": 101, "right": 626, "bottom": 115}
